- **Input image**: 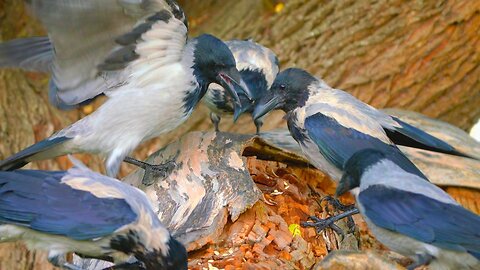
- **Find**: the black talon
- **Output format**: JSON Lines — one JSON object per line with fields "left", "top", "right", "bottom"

{"left": 301, "top": 215, "right": 337, "bottom": 234}
{"left": 124, "top": 157, "right": 177, "bottom": 185}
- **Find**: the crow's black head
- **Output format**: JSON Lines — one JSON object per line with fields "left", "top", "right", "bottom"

{"left": 193, "top": 34, "right": 251, "bottom": 105}
{"left": 336, "top": 149, "right": 386, "bottom": 197}
{"left": 110, "top": 230, "right": 187, "bottom": 270}
{"left": 139, "top": 238, "right": 187, "bottom": 270}
{"left": 232, "top": 68, "right": 269, "bottom": 121}
{"left": 252, "top": 68, "right": 316, "bottom": 119}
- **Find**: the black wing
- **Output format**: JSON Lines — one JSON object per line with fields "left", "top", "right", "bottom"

{"left": 303, "top": 113, "right": 426, "bottom": 178}
{"left": 0, "top": 170, "right": 137, "bottom": 240}
{"left": 360, "top": 185, "right": 480, "bottom": 258}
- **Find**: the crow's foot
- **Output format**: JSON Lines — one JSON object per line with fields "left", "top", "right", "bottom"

{"left": 124, "top": 157, "right": 177, "bottom": 185}
{"left": 301, "top": 208, "right": 360, "bottom": 237}
{"left": 321, "top": 196, "right": 355, "bottom": 212}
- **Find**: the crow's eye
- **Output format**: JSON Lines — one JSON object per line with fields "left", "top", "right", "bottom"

{"left": 279, "top": 84, "right": 286, "bottom": 90}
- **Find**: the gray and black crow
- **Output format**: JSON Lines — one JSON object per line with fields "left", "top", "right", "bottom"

{"left": 253, "top": 68, "right": 473, "bottom": 181}
{"left": 0, "top": 157, "right": 187, "bottom": 270}
{"left": 203, "top": 39, "right": 279, "bottom": 133}
{"left": 252, "top": 68, "right": 475, "bottom": 232}
{"left": 336, "top": 149, "right": 480, "bottom": 270}
{"left": 0, "top": 0, "right": 251, "bottom": 176}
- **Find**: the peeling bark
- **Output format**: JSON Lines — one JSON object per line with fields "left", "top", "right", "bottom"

{"left": 124, "top": 132, "right": 263, "bottom": 250}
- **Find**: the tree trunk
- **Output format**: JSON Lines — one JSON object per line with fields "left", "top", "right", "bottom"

{"left": 180, "top": 0, "right": 480, "bottom": 131}
{"left": 0, "top": 0, "right": 479, "bottom": 269}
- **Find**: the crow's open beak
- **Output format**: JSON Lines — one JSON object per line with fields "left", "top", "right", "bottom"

{"left": 218, "top": 68, "right": 253, "bottom": 105}
{"left": 252, "top": 93, "right": 281, "bottom": 120}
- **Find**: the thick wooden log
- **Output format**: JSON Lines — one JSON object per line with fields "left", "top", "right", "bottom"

{"left": 124, "top": 132, "right": 263, "bottom": 251}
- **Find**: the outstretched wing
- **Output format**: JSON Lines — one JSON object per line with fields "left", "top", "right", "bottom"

{"left": 0, "top": 170, "right": 137, "bottom": 240}
{"left": 301, "top": 112, "right": 426, "bottom": 178}
{"left": 19, "top": 0, "right": 188, "bottom": 106}
{"left": 360, "top": 185, "right": 480, "bottom": 258}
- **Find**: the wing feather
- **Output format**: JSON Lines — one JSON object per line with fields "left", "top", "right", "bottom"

{"left": 360, "top": 185, "right": 480, "bottom": 255}
{"left": 0, "top": 170, "right": 137, "bottom": 240}
{"left": 23, "top": 0, "right": 188, "bottom": 105}
{"left": 302, "top": 113, "right": 426, "bottom": 178}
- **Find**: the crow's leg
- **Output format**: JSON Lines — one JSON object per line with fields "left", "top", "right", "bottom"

{"left": 321, "top": 196, "right": 355, "bottom": 212}
{"left": 124, "top": 156, "right": 177, "bottom": 185}
{"left": 321, "top": 196, "right": 357, "bottom": 232}
{"left": 210, "top": 112, "right": 221, "bottom": 132}
{"left": 254, "top": 118, "right": 264, "bottom": 135}
{"left": 407, "top": 254, "right": 433, "bottom": 270}
{"left": 301, "top": 208, "right": 360, "bottom": 237}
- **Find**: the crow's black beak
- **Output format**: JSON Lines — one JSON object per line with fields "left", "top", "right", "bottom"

{"left": 233, "top": 101, "right": 253, "bottom": 122}
{"left": 252, "top": 93, "right": 281, "bottom": 120}
{"left": 217, "top": 68, "right": 253, "bottom": 106}
{"left": 335, "top": 175, "right": 352, "bottom": 198}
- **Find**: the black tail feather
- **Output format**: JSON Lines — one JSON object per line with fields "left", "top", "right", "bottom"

{"left": 0, "top": 136, "right": 70, "bottom": 171}
{"left": 0, "top": 36, "right": 53, "bottom": 72}
{"left": 387, "top": 117, "right": 478, "bottom": 160}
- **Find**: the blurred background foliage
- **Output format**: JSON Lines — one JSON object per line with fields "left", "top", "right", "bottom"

{"left": 0, "top": 0, "right": 479, "bottom": 269}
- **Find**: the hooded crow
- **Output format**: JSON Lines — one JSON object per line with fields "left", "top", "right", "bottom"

{"left": 0, "top": 0, "right": 251, "bottom": 176}
{"left": 0, "top": 157, "right": 187, "bottom": 270}
{"left": 253, "top": 68, "right": 473, "bottom": 182}
{"left": 336, "top": 149, "right": 480, "bottom": 270}
{"left": 203, "top": 39, "right": 279, "bottom": 134}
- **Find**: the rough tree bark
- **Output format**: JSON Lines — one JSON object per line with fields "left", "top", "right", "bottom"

{"left": 0, "top": 0, "right": 479, "bottom": 269}
{"left": 180, "top": 0, "right": 480, "bottom": 131}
